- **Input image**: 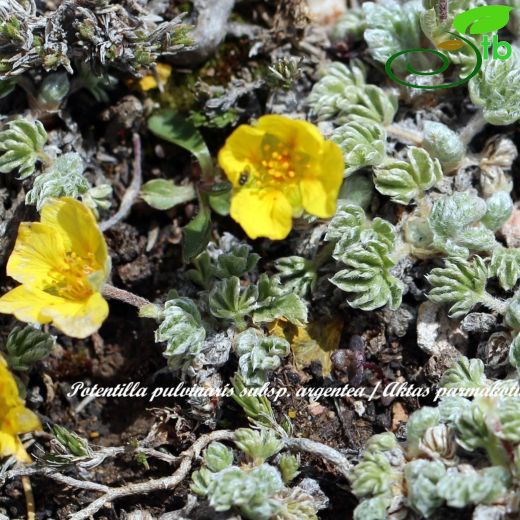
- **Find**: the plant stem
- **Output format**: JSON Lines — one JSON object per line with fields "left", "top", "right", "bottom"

{"left": 460, "top": 111, "right": 487, "bottom": 146}
{"left": 386, "top": 124, "right": 423, "bottom": 146}
{"left": 102, "top": 284, "right": 151, "bottom": 309}
{"left": 481, "top": 293, "right": 509, "bottom": 315}
{"left": 99, "top": 132, "right": 143, "bottom": 232}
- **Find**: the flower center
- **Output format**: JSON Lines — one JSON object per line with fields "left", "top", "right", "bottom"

{"left": 258, "top": 135, "right": 308, "bottom": 184}
{"left": 46, "top": 251, "right": 96, "bottom": 300}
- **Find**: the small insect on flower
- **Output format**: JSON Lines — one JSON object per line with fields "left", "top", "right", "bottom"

{"left": 218, "top": 115, "right": 344, "bottom": 240}
{"left": 0, "top": 197, "right": 111, "bottom": 338}
{"left": 138, "top": 63, "right": 172, "bottom": 91}
{"left": 0, "top": 356, "right": 41, "bottom": 462}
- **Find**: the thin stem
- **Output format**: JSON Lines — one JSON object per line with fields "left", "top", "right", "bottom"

{"left": 99, "top": 132, "right": 143, "bottom": 232}
{"left": 283, "top": 437, "right": 353, "bottom": 478}
{"left": 102, "top": 284, "right": 151, "bottom": 309}
{"left": 460, "top": 111, "right": 487, "bottom": 146}
{"left": 481, "top": 293, "right": 509, "bottom": 315}
{"left": 68, "top": 430, "right": 234, "bottom": 520}
{"left": 386, "top": 124, "right": 423, "bottom": 146}
{"left": 21, "top": 476, "right": 35, "bottom": 520}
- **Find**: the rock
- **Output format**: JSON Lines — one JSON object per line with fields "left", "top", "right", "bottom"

{"left": 460, "top": 312, "right": 497, "bottom": 333}
{"left": 417, "top": 301, "right": 467, "bottom": 356}
{"left": 477, "top": 331, "right": 511, "bottom": 372}
{"left": 299, "top": 478, "right": 330, "bottom": 511}
{"left": 391, "top": 401, "right": 408, "bottom": 432}
{"left": 379, "top": 303, "right": 417, "bottom": 338}
{"left": 306, "top": 0, "right": 346, "bottom": 26}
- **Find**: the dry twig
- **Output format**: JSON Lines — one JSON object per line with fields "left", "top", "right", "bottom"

{"left": 99, "top": 132, "right": 143, "bottom": 232}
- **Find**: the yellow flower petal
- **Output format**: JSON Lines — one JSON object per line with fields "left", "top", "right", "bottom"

{"left": 0, "top": 197, "right": 110, "bottom": 338}
{"left": 0, "top": 356, "right": 41, "bottom": 462}
{"left": 0, "top": 286, "right": 55, "bottom": 325}
{"left": 230, "top": 189, "right": 293, "bottom": 240}
{"left": 0, "top": 286, "right": 109, "bottom": 338}
{"left": 219, "top": 115, "right": 344, "bottom": 239}
{"left": 301, "top": 142, "right": 344, "bottom": 218}
{"left": 139, "top": 63, "right": 172, "bottom": 91}
{"left": 6, "top": 222, "right": 66, "bottom": 288}
{"left": 15, "top": 441, "right": 32, "bottom": 463}
{"left": 257, "top": 115, "right": 324, "bottom": 154}
{"left": 0, "top": 431, "right": 18, "bottom": 458}
{"left": 42, "top": 292, "right": 109, "bottom": 339}
{"left": 40, "top": 197, "right": 110, "bottom": 281}
{"left": 218, "top": 124, "right": 265, "bottom": 186}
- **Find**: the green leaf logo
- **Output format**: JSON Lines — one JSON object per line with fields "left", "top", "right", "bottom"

{"left": 453, "top": 5, "right": 512, "bottom": 35}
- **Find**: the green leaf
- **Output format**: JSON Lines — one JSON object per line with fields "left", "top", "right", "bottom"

{"left": 440, "top": 356, "right": 486, "bottom": 389}
{"left": 422, "top": 121, "right": 465, "bottom": 171}
{"left": 469, "top": 45, "right": 520, "bottom": 125}
{"left": 428, "top": 193, "right": 497, "bottom": 257}
{"left": 141, "top": 179, "right": 196, "bottom": 210}
{"left": 327, "top": 204, "right": 402, "bottom": 311}
{"left": 497, "top": 398, "right": 520, "bottom": 442}
{"left": 279, "top": 454, "right": 300, "bottom": 483}
{"left": 426, "top": 257, "right": 490, "bottom": 317}
{"left": 155, "top": 297, "right": 206, "bottom": 371}
{"left": 405, "top": 460, "right": 445, "bottom": 517}
{"left": 506, "top": 292, "right": 520, "bottom": 329}
{"left": 490, "top": 247, "right": 520, "bottom": 291}
{"left": 353, "top": 496, "right": 391, "bottom": 520}
{"left": 307, "top": 61, "right": 366, "bottom": 120}
{"left": 213, "top": 243, "right": 260, "bottom": 279}
{"left": 183, "top": 204, "right": 212, "bottom": 263}
{"left": 338, "top": 173, "right": 374, "bottom": 210}
{"left": 331, "top": 264, "right": 403, "bottom": 311}
{"left": 208, "top": 189, "right": 231, "bottom": 216}
{"left": 231, "top": 374, "right": 278, "bottom": 429}
{"left": 204, "top": 442, "right": 234, "bottom": 472}
{"left": 52, "top": 424, "right": 90, "bottom": 457}
{"left": 274, "top": 256, "right": 317, "bottom": 297}
{"left": 373, "top": 147, "right": 442, "bottom": 205}
{"left": 253, "top": 293, "right": 308, "bottom": 326}
{"left": 331, "top": 120, "right": 386, "bottom": 176}
{"left": 0, "top": 79, "right": 15, "bottom": 99}
{"left": 481, "top": 191, "right": 513, "bottom": 231}
{"left": 148, "top": 109, "right": 213, "bottom": 178}
{"left": 234, "top": 328, "right": 290, "bottom": 386}
{"left": 253, "top": 274, "right": 308, "bottom": 325}
{"left": 362, "top": 0, "right": 422, "bottom": 71}
{"left": 437, "top": 466, "right": 509, "bottom": 508}
{"left": 26, "top": 152, "right": 90, "bottom": 210}
{"left": 234, "top": 428, "right": 284, "bottom": 463}
{"left": 455, "top": 402, "right": 490, "bottom": 451}
{"left": 0, "top": 119, "right": 48, "bottom": 179}
{"left": 208, "top": 276, "right": 258, "bottom": 324}
{"left": 4, "top": 325, "right": 55, "bottom": 372}
{"left": 350, "top": 451, "right": 394, "bottom": 497}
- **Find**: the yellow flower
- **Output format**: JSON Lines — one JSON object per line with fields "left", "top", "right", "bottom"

{"left": 139, "top": 63, "right": 172, "bottom": 91}
{"left": 0, "top": 198, "right": 111, "bottom": 339}
{"left": 218, "top": 115, "right": 344, "bottom": 240}
{"left": 0, "top": 356, "right": 41, "bottom": 462}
